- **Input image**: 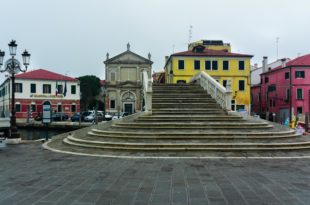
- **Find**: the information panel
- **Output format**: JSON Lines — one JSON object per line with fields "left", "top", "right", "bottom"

{"left": 42, "top": 105, "right": 51, "bottom": 124}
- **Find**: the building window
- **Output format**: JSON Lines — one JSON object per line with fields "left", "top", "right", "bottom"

{"left": 57, "top": 84, "right": 63, "bottom": 94}
{"left": 295, "top": 71, "right": 305, "bottom": 78}
{"left": 57, "top": 104, "right": 62, "bottom": 112}
{"left": 178, "top": 60, "right": 184, "bottom": 70}
{"left": 231, "top": 100, "right": 235, "bottom": 111}
{"left": 236, "top": 105, "right": 245, "bottom": 111}
{"left": 297, "top": 107, "right": 303, "bottom": 114}
{"left": 177, "top": 80, "right": 186, "bottom": 84}
{"left": 285, "top": 72, "right": 290, "bottom": 80}
{"left": 71, "top": 85, "right": 76, "bottom": 94}
{"left": 43, "top": 84, "right": 51, "bottom": 94}
{"left": 296, "top": 88, "right": 303, "bottom": 99}
{"left": 111, "top": 72, "right": 116, "bottom": 81}
{"left": 194, "top": 60, "right": 200, "bottom": 70}
{"left": 238, "top": 80, "right": 245, "bottom": 91}
{"left": 205, "top": 61, "right": 211, "bottom": 70}
{"left": 110, "top": 100, "right": 116, "bottom": 109}
{"left": 31, "top": 104, "right": 36, "bottom": 112}
{"left": 223, "top": 61, "right": 229, "bottom": 70}
{"left": 15, "top": 83, "right": 23, "bottom": 93}
{"left": 212, "top": 61, "right": 218, "bottom": 70}
{"left": 268, "top": 84, "right": 276, "bottom": 92}
{"left": 239, "top": 61, "right": 245, "bottom": 70}
{"left": 30, "top": 84, "right": 36, "bottom": 93}
{"left": 15, "top": 103, "right": 21, "bottom": 112}
{"left": 205, "top": 60, "right": 218, "bottom": 70}
{"left": 265, "top": 77, "right": 269, "bottom": 83}
{"left": 71, "top": 104, "right": 76, "bottom": 113}
{"left": 222, "top": 80, "right": 227, "bottom": 88}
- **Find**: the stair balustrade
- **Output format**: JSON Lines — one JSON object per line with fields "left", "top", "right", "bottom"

{"left": 142, "top": 70, "right": 152, "bottom": 112}
{"left": 190, "top": 71, "right": 232, "bottom": 111}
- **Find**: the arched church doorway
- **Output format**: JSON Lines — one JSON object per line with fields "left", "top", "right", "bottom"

{"left": 121, "top": 91, "right": 135, "bottom": 114}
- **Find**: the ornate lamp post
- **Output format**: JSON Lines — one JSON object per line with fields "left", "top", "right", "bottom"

{"left": 0, "top": 40, "right": 30, "bottom": 144}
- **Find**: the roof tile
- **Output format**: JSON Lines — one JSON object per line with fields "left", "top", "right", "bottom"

{"left": 15, "top": 69, "right": 77, "bottom": 81}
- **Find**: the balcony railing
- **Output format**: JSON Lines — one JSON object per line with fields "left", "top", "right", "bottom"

{"left": 142, "top": 70, "right": 152, "bottom": 112}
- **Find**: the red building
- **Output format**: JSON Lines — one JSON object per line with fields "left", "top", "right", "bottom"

{"left": 0, "top": 69, "right": 80, "bottom": 119}
{"left": 251, "top": 54, "right": 310, "bottom": 124}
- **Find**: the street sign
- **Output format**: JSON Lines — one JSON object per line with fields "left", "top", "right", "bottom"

{"left": 42, "top": 105, "right": 51, "bottom": 124}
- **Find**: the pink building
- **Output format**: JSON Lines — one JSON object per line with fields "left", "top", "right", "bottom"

{"left": 251, "top": 54, "right": 310, "bottom": 123}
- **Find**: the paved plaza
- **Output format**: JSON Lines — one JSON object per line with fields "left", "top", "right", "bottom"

{"left": 1, "top": 143, "right": 310, "bottom": 205}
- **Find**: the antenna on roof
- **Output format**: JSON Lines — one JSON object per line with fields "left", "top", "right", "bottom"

{"left": 172, "top": 44, "right": 175, "bottom": 53}
{"left": 188, "top": 25, "right": 193, "bottom": 45}
{"left": 276, "top": 37, "right": 280, "bottom": 60}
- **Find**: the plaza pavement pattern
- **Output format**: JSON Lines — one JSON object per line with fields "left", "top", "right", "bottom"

{"left": 1, "top": 143, "right": 310, "bottom": 205}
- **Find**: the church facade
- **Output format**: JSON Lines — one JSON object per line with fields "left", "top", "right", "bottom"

{"left": 104, "top": 44, "right": 152, "bottom": 115}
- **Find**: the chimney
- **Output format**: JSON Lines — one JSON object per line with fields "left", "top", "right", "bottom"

{"left": 281, "top": 58, "right": 286, "bottom": 68}
{"left": 262, "top": 56, "right": 268, "bottom": 73}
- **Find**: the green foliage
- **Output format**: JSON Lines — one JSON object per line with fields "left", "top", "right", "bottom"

{"left": 78, "top": 75, "right": 101, "bottom": 111}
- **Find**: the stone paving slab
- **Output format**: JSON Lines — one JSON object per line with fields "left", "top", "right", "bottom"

{"left": 1, "top": 143, "right": 310, "bottom": 205}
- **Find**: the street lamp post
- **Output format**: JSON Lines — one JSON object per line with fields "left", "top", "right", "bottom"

{"left": 0, "top": 40, "right": 30, "bottom": 144}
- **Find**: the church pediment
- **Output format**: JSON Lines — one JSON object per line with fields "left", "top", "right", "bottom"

{"left": 105, "top": 51, "right": 153, "bottom": 65}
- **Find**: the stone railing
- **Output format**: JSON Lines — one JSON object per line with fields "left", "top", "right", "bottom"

{"left": 142, "top": 70, "right": 152, "bottom": 112}
{"left": 190, "top": 71, "right": 232, "bottom": 111}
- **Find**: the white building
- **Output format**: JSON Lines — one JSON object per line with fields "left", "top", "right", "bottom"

{"left": 0, "top": 69, "right": 80, "bottom": 119}
{"left": 251, "top": 57, "right": 290, "bottom": 85}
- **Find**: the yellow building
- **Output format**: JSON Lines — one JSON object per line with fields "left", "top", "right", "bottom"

{"left": 188, "top": 40, "right": 231, "bottom": 52}
{"left": 164, "top": 40, "right": 253, "bottom": 112}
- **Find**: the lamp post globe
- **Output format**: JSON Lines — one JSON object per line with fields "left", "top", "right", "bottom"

{"left": 0, "top": 40, "right": 30, "bottom": 144}
{"left": 8, "top": 40, "right": 17, "bottom": 56}
{"left": 0, "top": 50, "right": 5, "bottom": 66}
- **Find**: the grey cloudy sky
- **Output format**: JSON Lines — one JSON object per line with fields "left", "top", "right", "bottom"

{"left": 1, "top": 0, "right": 310, "bottom": 82}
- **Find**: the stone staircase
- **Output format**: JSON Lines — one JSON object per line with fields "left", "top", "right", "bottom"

{"left": 48, "top": 84, "right": 310, "bottom": 157}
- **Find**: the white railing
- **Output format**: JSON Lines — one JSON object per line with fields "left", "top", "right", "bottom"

{"left": 190, "top": 71, "right": 232, "bottom": 111}
{"left": 142, "top": 70, "right": 152, "bottom": 112}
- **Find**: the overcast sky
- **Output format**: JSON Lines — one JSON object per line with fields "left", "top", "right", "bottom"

{"left": 1, "top": 0, "right": 310, "bottom": 82}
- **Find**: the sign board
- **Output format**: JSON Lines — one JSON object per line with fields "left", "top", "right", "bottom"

{"left": 42, "top": 105, "right": 51, "bottom": 124}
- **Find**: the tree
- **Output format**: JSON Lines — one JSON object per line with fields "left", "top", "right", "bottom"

{"left": 78, "top": 75, "right": 101, "bottom": 111}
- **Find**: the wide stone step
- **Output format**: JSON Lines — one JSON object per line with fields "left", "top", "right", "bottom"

{"left": 153, "top": 92, "right": 210, "bottom": 96}
{"left": 136, "top": 115, "right": 244, "bottom": 122}
{"left": 88, "top": 130, "right": 299, "bottom": 140}
{"left": 152, "top": 103, "right": 220, "bottom": 109}
{"left": 153, "top": 85, "right": 201, "bottom": 89}
{"left": 152, "top": 109, "right": 227, "bottom": 115}
{"left": 139, "top": 115, "right": 243, "bottom": 120}
{"left": 152, "top": 88, "right": 207, "bottom": 92}
{"left": 111, "top": 122, "right": 272, "bottom": 129}
{"left": 64, "top": 135, "right": 310, "bottom": 151}
{"left": 152, "top": 99, "right": 216, "bottom": 103}
{"left": 152, "top": 108, "right": 225, "bottom": 111}
{"left": 135, "top": 118, "right": 243, "bottom": 122}
{"left": 91, "top": 129, "right": 296, "bottom": 137}
{"left": 84, "top": 133, "right": 303, "bottom": 143}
